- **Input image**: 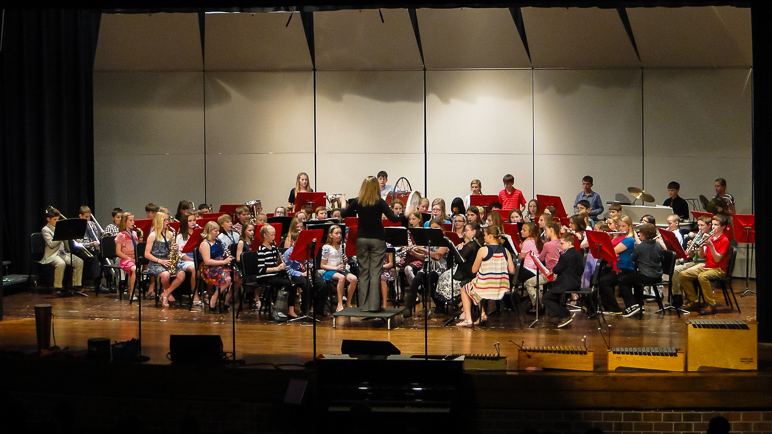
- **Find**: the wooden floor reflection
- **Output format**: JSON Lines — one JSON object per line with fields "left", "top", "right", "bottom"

{"left": 0, "top": 280, "right": 760, "bottom": 371}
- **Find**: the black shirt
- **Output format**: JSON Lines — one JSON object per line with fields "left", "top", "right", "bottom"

{"left": 341, "top": 198, "right": 406, "bottom": 241}
{"left": 663, "top": 196, "right": 689, "bottom": 221}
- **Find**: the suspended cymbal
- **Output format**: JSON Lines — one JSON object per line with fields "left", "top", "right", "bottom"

{"left": 627, "top": 187, "right": 655, "bottom": 203}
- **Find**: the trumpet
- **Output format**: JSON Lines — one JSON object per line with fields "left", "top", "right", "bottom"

{"left": 685, "top": 230, "right": 714, "bottom": 256}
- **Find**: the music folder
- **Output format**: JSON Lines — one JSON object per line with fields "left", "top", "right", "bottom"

{"left": 267, "top": 216, "right": 293, "bottom": 237}
{"left": 294, "top": 192, "right": 326, "bottom": 214}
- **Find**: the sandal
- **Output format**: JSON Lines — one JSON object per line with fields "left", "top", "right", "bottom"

{"left": 162, "top": 296, "right": 170, "bottom": 308}
{"left": 456, "top": 320, "right": 474, "bottom": 328}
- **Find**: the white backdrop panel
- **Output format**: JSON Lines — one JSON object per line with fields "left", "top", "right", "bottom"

{"left": 316, "top": 153, "right": 425, "bottom": 202}
{"left": 643, "top": 69, "right": 752, "bottom": 159}
{"left": 533, "top": 69, "right": 642, "bottom": 157}
{"left": 533, "top": 155, "right": 643, "bottom": 216}
{"left": 205, "top": 153, "right": 316, "bottom": 213}
{"left": 316, "top": 71, "right": 424, "bottom": 154}
{"left": 94, "top": 72, "right": 204, "bottom": 156}
{"left": 426, "top": 153, "right": 534, "bottom": 209}
{"left": 94, "top": 154, "right": 206, "bottom": 225}
{"left": 426, "top": 70, "right": 533, "bottom": 154}
{"left": 204, "top": 72, "right": 315, "bottom": 154}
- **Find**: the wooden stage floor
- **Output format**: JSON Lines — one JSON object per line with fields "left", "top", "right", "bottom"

{"left": 0, "top": 280, "right": 763, "bottom": 372}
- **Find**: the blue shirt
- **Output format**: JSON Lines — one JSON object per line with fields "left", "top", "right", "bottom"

{"left": 617, "top": 237, "right": 636, "bottom": 270}
{"left": 573, "top": 190, "right": 604, "bottom": 219}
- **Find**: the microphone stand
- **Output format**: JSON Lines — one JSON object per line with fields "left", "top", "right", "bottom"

{"left": 740, "top": 225, "right": 755, "bottom": 297}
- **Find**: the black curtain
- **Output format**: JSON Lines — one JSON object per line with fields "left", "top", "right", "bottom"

{"left": 1, "top": 10, "right": 101, "bottom": 304}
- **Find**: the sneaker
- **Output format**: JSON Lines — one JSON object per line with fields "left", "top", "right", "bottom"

{"left": 622, "top": 304, "right": 642, "bottom": 318}
{"left": 557, "top": 313, "right": 575, "bottom": 328}
{"left": 603, "top": 310, "right": 623, "bottom": 315}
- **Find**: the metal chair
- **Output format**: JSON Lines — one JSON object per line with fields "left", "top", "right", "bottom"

{"left": 695, "top": 246, "right": 739, "bottom": 312}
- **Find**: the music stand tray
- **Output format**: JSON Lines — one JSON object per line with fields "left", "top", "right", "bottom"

{"left": 385, "top": 227, "right": 408, "bottom": 247}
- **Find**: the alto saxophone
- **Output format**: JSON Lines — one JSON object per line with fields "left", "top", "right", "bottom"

{"left": 166, "top": 229, "right": 180, "bottom": 273}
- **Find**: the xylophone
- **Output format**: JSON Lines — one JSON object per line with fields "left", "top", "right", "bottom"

{"left": 687, "top": 319, "right": 757, "bottom": 371}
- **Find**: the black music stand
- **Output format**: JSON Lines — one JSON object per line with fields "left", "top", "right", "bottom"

{"left": 441, "top": 239, "right": 466, "bottom": 327}
{"left": 267, "top": 216, "right": 293, "bottom": 237}
{"left": 385, "top": 227, "right": 409, "bottom": 307}
{"left": 409, "top": 227, "right": 445, "bottom": 358}
{"left": 51, "top": 218, "right": 88, "bottom": 297}
{"left": 292, "top": 229, "right": 324, "bottom": 357}
{"left": 733, "top": 214, "right": 756, "bottom": 296}
{"left": 585, "top": 231, "right": 617, "bottom": 326}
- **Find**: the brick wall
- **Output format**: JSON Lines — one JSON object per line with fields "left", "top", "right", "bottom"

{"left": 473, "top": 409, "right": 772, "bottom": 434}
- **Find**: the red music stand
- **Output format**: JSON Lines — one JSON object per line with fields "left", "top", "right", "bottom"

{"left": 690, "top": 210, "right": 713, "bottom": 221}
{"left": 344, "top": 217, "right": 358, "bottom": 228}
{"left": 197, "top": 217, "right": 219, "bottom": 229}
{"left": 252, "top": 223, "right": 283, "bottom": 249}
{"left": 345, "top": 226, "right": 358, "bottom": 257}
{"left": 382, "top": 219, "right": 402, "bottom": 227}
{"left": 536, "top": 194, "right": 568, "bottom": 217}
{"left": 502, "top": 223, "right": 522, "bottom": 252}
{"left": 470, "top": 194, "right": 499, "bottom": 208}
{"left": 557, "top": 216, "right": 570, "bottom": 227}
{"left": 289, "top": 229, "right": 325, "bottom": 261}
{"left": 295, "top": 192, "right": 326, "bottom": 213}
{"left": 585, "top": 230, "right": 618, "bottom": 265}
{"left": 491, "top": 209, "right": 511, "bottom": 222}
{"left": 572, "top": 236, "right": 582, "bottom": 252}
{"left": 733, "top": 214, "right": 756, "bottom": 296}
{"left": 444, "top": 231, "right": 462, "bottom": 246}
{"left": 202, "top": 212, "right": 226, "bottom": 220}
{"left": 168, "top": 221, "right": 181, "bottom": 233}
{"left": 657, "top": 228, "right": 688, "bottom": 260}
{"left": 441, "top": 223, "right": 452, "bottom": 232}
{"left": 218, "top": 204, "right": 241, "bottom": 214}
{"left": 181, "top": 228, "right": 204, "bottom": 254}
{"left": 134, "top": 219, "right": 154, "bottom": 238}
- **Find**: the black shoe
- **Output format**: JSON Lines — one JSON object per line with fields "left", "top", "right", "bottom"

{"left": 558, "top": 313, "right": 575, "bottom": 328}
{"left": 622, "top": 304, "right": 642, "bottom": 318}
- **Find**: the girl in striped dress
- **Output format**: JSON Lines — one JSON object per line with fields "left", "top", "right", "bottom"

{"left": 457, "top": 226, "right": 515, "bottom": 327}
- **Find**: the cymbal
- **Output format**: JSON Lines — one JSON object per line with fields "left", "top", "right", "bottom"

{"left": 627, "top": 187, "right": 655, "bottom": 203}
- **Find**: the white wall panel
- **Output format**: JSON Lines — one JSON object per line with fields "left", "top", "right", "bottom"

{"left": 533, "top": 69, "right": 642, "bottom": 157}
{"left": 417, "top": 8, "right": 530, "bottom": 69}
{"left": 94, "top": 72, "right": 204, "bottom": 156}
{"left": 205, "top": 153, "right": 315, "bottom": 213}
{"left": 204, "top": 72, "right": 315, "bottom": 154}
{"left": 314, "top": 9, "right": 423, "bottom": 71}
{"left": 426, "top": 70, "right": 533, "bottom": 154}
{"left": 204, "top": 13, "right": 312, "bottom": 71}
{"left": 94, "top": 154, "right": 206, "bottom": 225}
{"left": 316, "top": 71, "right": 424, "bottom": 154}
{"left": 95, "top": 13, "right": 202, "bottom": 71}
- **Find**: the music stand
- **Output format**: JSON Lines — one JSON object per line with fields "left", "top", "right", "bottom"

{"left": 444, "top": 231, "right": 462, "bottom": 246}
{"left": 408, "top": 227, "right": 445, "bottom": 358}
{"left": 502, "top": 223, "right": 522, "bottom": 251}
{"left": 218, "top": 204, "right": 242, "bottom": 214}
{"left": 202, "top": 212, "right": 226, "bottom": 219}
{"left": 51, "top": 218, "right": 89, "bottom": 297}
{"left": 420, "top": 212, "right": 432, "bottom": 225}
{"left": 267, "top": 216, "right": 293, "bottom": 237}
{"left": 133, "top": 219, "right": 154, "bottom": 239}
{"left": 252, "top": 223, "right": 284, "bottom": 249}
{"left": 290, "top": 229, "right": 324, "bottom": 356}
{"left": 733, "top": 214, "right": 756, "bottom": 296}
{"left": 527, "top": 252, "right": 555, "bottom": 328}
{"left": 295, "top": 192, "right": 326, "bottom": 214}
{"left": 690, "top": 210, "right": 713, "bottom": 221}
{"left": 585, "top": 231, "right": 618, "bottom": 323}
{"left": 536, "top": 194, "right": 568, "bottom": 217}
{"left": 657, "top": 228, "right": 690, "bottom": 315}
{"left": 470, "top": 195, "right": 499, "bottom": 218}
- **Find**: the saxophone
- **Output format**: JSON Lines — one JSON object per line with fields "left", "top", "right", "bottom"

{"left": 166, "top": 228, "right": 180, "bottom": 273}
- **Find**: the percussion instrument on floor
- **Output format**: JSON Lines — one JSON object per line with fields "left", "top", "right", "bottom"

{"left": 607, "top": 347, "right": 685, "bottom": 372}
{"left": 687, "top": 319, "right": 757, "bottom": 371}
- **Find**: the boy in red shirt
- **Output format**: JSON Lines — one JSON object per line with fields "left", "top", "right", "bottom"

{"left": 678, "top": 214, "right": 731, "bottom": 315}
{"left": 498, "top": 174, "right": 526, "bottom": 211}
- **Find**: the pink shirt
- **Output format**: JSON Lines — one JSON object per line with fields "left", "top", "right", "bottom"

{"left": 115, "top": 231, "right": 137, "bottom": 260}
{"left": 521, "top": 239, "right": 539, "bottom": 272}
{"left": 539, "top": 239, "right": 562, "bottom": 272}
{"left": 499, "top": 188, "right": 526, "bottom": 210}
